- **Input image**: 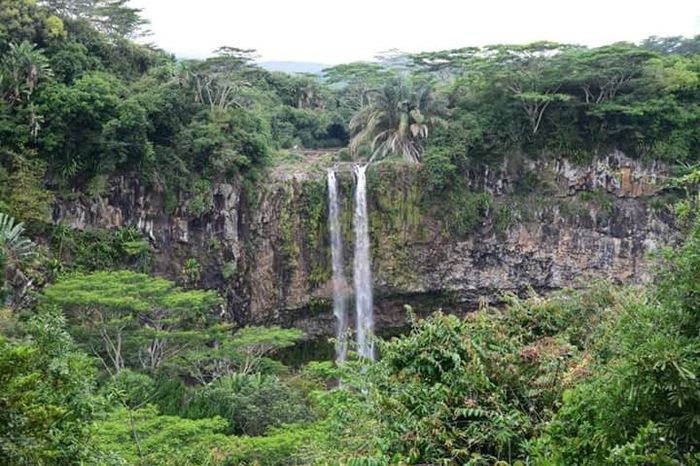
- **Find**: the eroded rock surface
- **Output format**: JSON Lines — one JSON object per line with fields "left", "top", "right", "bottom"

{"left": 52, "top": 153, "right": 676, "bottom": 336}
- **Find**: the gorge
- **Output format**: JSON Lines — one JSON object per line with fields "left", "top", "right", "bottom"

{"left": 50, "top": 151, "right": 676, "bottom": 341}
{"left": 2, "top": 6, "right": 698, "bottom": 461}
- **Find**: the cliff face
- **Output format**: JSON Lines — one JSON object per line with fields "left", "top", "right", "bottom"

{"left": 52, "top": 152, "right": 676, "bottom": 337}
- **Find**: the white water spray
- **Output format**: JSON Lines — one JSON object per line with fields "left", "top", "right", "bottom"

{"left": 327, "top": 170, "right": 349, "bottom": 362}
{"left": 352, "top": 164, "right": 374, "bottom": 360}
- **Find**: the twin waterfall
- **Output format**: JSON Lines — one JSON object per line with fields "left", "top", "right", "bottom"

{"left": 327, "top": 166, "right": 375, "bottom": 361}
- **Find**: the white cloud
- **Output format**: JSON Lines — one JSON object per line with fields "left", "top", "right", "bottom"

{"left": 131, "top": 0, "right": 700, "bottom": 63}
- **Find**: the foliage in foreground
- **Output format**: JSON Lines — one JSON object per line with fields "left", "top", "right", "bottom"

{"left": 314, "top": 224, "right": 700, "bottom": 465}
{"left": 0, "top": 309, "right": 96, "bottom": 465}
{"left": 531, "top": 221, "right": 700, "bottom": 464}
{"left": 1, "top": 229, "right": 699, "bottom": 465}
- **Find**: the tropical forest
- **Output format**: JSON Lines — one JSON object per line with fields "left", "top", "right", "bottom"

{"left": 1, "top": 0, "right": 700, "bottom": 464}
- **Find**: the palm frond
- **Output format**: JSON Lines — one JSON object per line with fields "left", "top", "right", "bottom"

{"left": 0, "top": 212, "right": 35, "bottom": 262}
{"left": 348, "top": 78, "right": 445, "bottom": 163}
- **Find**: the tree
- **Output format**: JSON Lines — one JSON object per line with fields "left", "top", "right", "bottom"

{"left": 349, "top": 78, "right": 447, "bottom": 163}
{"left": 40, "top": 0, "right": 99, "bottom": 17}
{"left": 270, "top": 105, "right": 331, "bottom": 148}
{"left": 0, "top": 0, "right": 63, "bottom": 47}
{"left": 37, "top": 71, "right": 154, "bottom": 182}
{"left": 90, "top": 0, "right": 150, "bottom": 38}
{"left": 1, "top": 151, "right": 54, "bottom": 223}
{"left": 0, "top": 41, "right": 53, "bottom": 107}
{"left": 181, "top": 325, "right": 303, "bottom": 384}
{"left": 375, "top": 48, "right": 411, "bottom": 72}
{"left": 641, "top": 35, "right": 700, "bottom": 56}
{"left": 480, "top": 42, "right": 575, "bottom": 136}
{"left": 0, "top": 212, "right": 34, "bottom": 267}
{"left": 191, "top": 373, "right": 313, "bottom": 435}
{"left": 175, "top": 105, "right": 271, "bottom": 180}
{"left": 40, "top": 0, "right": 150, "bottom": 38}
{"left": 41, "top": 270, "right": 220, "bottom": 373}
{"left": 531, "top": 217, "right": 700, "bottom": 464}
{"left": 323, "top": 62, "right": 393, "bottom": 111}
{"left": 0, "top": 309, "right": 97, "bottom": 465}
{"left": 179, "top": 48, "right": 260, "bottom": 111}
{"left": 408, "top": 47, "right": 480, "bottom": 81}
{"left": 562, "top": 43, "right": 656, "bottom": 105}
{"left": 288, "top": 74, "right": 325, "bottom": 110}
{"left": 91, "top": 404, "right": 230, "bottom": 465}
{"left": 356, "top": 311, "right": 528, "bottom": 464}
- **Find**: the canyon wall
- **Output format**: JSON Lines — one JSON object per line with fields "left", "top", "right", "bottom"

{"left": 52, "top": 152, "right": 676, "bottom": 337}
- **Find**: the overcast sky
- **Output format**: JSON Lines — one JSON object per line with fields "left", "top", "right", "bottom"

{"left": 130, "top": 0, "right": 700, "bottom": 63}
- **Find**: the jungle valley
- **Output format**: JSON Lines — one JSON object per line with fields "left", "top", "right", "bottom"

{"left": 1, "top": 1, "right": 700, "bottom": 464}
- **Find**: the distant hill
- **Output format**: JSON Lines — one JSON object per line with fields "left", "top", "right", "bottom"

{"left": 258, "top": 61, "right": 331, "bottom": 75}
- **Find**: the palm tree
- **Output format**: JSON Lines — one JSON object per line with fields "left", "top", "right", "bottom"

{"left": 0, "top": 41, "right": 53, "bottom": 107}
{"left": 349, "top": 79, "right": 447, "bottom": 163}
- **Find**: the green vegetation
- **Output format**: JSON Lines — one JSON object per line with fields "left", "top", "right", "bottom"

{"left": 2, "top": 0, "right": 698, "bottom": 216}
{"left": 42, "top": 270, "right": 219, "bottom": 373}
{"left": 2, "top": 210, "right": 700, "bottom": 464}
{"left": 0, "top": 2, "right": 699, "bottom": 465}
{"left": 292, "top": 219, "right": 700, "bottom": 464}
{"left": 0, "top": 212, "right": 34, "bottom": 303}
{"left": 444, "top": 190, "right": 492, "bottom": 236}
{"left": 0, "top": 309, "right": 96, "bottom": 465}
{"left": 48, "top": 224, "right": 152, "bottom": 273}
{"left": 350, "top": 78, "right": 447, "bottom": 163}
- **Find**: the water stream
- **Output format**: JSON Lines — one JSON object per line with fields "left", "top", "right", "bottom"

{"left": 352, "top": 164, "right": 375, "bottom": 360}
{"left": 327, "top": 170, "right": 349, "bottom": 362}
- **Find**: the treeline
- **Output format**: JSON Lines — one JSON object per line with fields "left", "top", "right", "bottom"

{"left": 0, "top": 0, "right": 346, "bottom": 224}
{"left": 2, "top": 0, "right": 700, "bottom": 226}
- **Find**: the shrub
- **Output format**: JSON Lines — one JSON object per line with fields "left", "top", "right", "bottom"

{"left": 221, "top": 261, "right": 237, "bottom": 280}
{"left": 445, "top": 191, "right": 492, "bottom": 235}
{"left": 0, "top": 310, "right": 97, "bottom": 465}
{"left": 423, "top": 147, "right": 458, "bottom": 194}
{"left": 359, "top": 311, "right": 527, "bottom": 464}
{"left": 192, "top": 373, "right": 314, "bottom": 436}
{"left": 101, "top": 369, "right": 157, "bottom": 409}
{"left": 530, "top": 221, "right": 700, "bottom": 463}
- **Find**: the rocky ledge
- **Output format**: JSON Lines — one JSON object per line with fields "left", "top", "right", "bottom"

{"left": 52, "top": 152, "right": 677, "bottom": 337}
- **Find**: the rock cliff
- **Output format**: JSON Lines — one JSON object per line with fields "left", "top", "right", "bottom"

{"left": 52, "top": 152, "right": 676, "bottom": 337}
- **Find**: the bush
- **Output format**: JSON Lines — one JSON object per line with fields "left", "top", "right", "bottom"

{"left": 422, "top": 147, "right": 458, "bottom": 194}
{"left": 0, "top": 310, "right": 97, "bottom": 465}
{"left": 445, "top": 191, "right": 492, "bottom": 235}
{"left": 192, "top": 373, "right": 314, "bottom": 436}
{"left": 358, "top": 311, "right": 527, "bottom": 464}
{"left": 101, "top": 369, "right": 157, "bottom": 409}
{"left": 49, "top": 225, "right": 152, "bottom": 272}
{"left": 91, "top": 405, "right": 230, "bottom": 465}
{"left": 185, "top": 179, "right": 213, "bottom": 217}
{"left": 531, "top": 221, "right": 700, "bottom": 464}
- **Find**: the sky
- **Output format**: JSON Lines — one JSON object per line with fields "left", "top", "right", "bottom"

{"left": 130, "top": 0, "right": 700, "bottom": 64}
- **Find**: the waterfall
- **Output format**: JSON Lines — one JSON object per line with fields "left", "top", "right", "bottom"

{"left": 327, "top": 170, "right": 348, "bottom": 362}
{"left": 353, "top": 164, "right": 374, "bottom": 360}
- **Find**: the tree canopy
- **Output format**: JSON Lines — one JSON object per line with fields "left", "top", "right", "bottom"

{"left": 0, "top": 1, "right": 699, "bottom": 464}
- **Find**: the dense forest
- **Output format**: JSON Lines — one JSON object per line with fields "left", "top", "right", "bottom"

{"left": 1, "top": 0, "right": 700, "bottom": 464}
